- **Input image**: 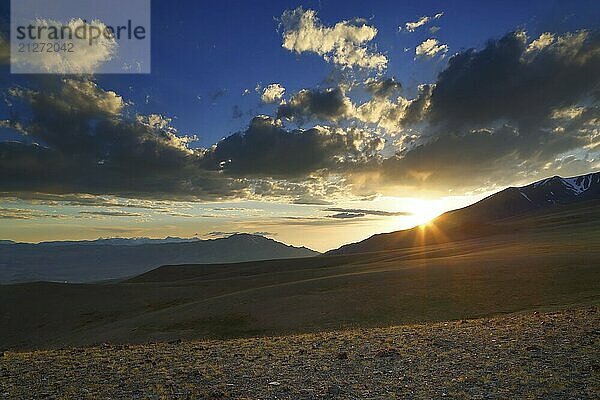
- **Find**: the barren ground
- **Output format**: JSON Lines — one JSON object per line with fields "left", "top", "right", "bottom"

{"left": 2, "top": 306, "right": 599, "bottom": 399}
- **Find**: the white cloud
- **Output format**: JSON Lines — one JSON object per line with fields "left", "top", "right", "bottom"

{"left": 261, "top": 83, "right": 286, "bottom": 103}
{"left": 415, "top": 38, "right": 448, "bottom": 58}
{"left": 11, "top": 18, "right": 117, "bottom": 73}
{"left": 355, "top": 96, "right": 410, "bottom": 132}
{"left": 402, "top": 12, "right": 443, "bottom": 32}
{"left": 526, "top": 32, "right": 555, "bottom": 53}
{"left": 280, "top": 7, "right": 387, "bottom": 70}
{"left": 551, "top": 105, "right": 585, "bottom": 120}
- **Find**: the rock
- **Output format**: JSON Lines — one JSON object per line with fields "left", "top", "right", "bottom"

{"left": 268, "top": 381, "right": 281, "bottom": 386}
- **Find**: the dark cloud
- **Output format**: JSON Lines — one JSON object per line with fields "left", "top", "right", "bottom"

{"left": 0, "top": 192, "right": 175, "bottom": 210}
{"left": 428, "top": 30, "right": 600, "bottom": 130}
{"left": 202, "top": 115, "right": 383, "bottom": 178}
{"left": 364, "top": 77, "right": 402, "bottom": 99}
{"left": 370, "top": 30, "right": 600, "bottom": 192}
{"left": 292, "top": 196, "right": 334, "bottom": 205}
{"left": 277, "top": 87, "right": 352, "bottom": 122}
{"left": 377, "top": 122, "right": 597, "bottom": 192}
{"left": 325, "top": 207, "right": 411, "bottom": 217}
{"left": 327, "top": 212, "right": 365, "bottom": 219}
{"left": 402, "top": 84, "right": 434, "bottom": 125}
{"left": 0, "top": 77, "right": 247, "bottom": 200}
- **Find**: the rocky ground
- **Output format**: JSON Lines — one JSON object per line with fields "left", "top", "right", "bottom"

{"left": 1, "top": 306, "right": 599, "bottom": 399}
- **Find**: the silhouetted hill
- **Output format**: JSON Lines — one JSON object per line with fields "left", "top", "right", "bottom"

{"left": 0, "top": 234, "right": 318, "bottom": 283}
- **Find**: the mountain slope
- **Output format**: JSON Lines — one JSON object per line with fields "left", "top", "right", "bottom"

{"left": 0, "top": 234, "right": 318, "bottom": 284}
{"left": 328, "top": 172, "right": 600, "bottom": 255}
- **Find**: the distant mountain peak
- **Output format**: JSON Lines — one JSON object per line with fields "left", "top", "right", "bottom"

{"left": 517, "top": 171, "right": 600, "bottom": 206}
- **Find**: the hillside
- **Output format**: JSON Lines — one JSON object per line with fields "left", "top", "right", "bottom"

{"left": 0, "top": 234, "right": 318, "bottom": 284}
{"left": 328, "top": 172, "right": 600, "bottom": 255}
{"left": 1, "top": 200, "right": 598, "bottom": 350}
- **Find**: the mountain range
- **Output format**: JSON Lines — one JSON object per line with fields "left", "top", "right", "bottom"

{"left": 0, "top": 234, "right": 318, "bottom": 284}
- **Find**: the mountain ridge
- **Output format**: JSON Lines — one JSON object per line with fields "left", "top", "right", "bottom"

{"left": 327, "top": 172, "right": 600, "bottom": 255}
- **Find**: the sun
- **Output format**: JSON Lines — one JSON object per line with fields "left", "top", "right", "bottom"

{"left": 410, "top": 201, "right": 443, "bottom": 227}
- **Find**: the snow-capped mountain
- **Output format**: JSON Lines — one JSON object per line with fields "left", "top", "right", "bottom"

{"left": 450, "top": 172, "right": 600, "bottom": 222}
{"left": 520, "top": 172, "right": 600, "bottom": 205}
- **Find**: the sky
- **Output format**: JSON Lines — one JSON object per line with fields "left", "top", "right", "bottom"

{"left": 0, "top": 0, "right": 599, "bottom": 251}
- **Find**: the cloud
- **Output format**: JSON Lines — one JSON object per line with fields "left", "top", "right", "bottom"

{"left": 202, "top": 115, "right": 384, "bottom": 178}
{"left": 324, "top": 207, "right": 411, "bottom": 217}
{"left": 277, "top": 87, "right": 353, "bottom": 122}
{"left": 273, "top": 79, "right": 421, "bottom": 133}
{"left": 525, "top": 32, "right": 555, "bottom": 53}
{"left": 79, "top": 210, "right": 143, "bottom": 217}
{"left": 270, "top": 215, "right": 361, "bottom": 226}
{"left": 374, "top": 126, "right": 599, "bottom": 193}
{"left": 11, "top": 18, "right": 117, "bottom": 73}
{"left": 402, "top": 12, "right": 443, "bottom": 32}
{"left": 280, "top": 7, "right": 387, "bottom": 70}
{"left": 415, "top": 38, "right": 448, "bottom": 58}
{"left": 364, "top": 77, "right": 402, "bottom": 99}
{"left": 326, "top": 212, "right": 365, "bottom": 219}
{"left": 428, "top": 30, "right": 600, "bottom": 129}
{"left": 261, "top": 83, "right": 286, "bottom": 103}
{"left": 1, "top": 29, "right": 598, "bottom": 203}
{"left": 0, "top": 192, "right": 176, "bottom": 211}
{"left": 0, "top": 77, "right": 246, "bottom": 200}
{"left": 0, "top": 207, "right": 66, "bottom": 220}
{"left": 292, "top": 195, "right": 334, "bottom": 205}
{"left": 351, "top": 30, "right": 600, "bottom": 194}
